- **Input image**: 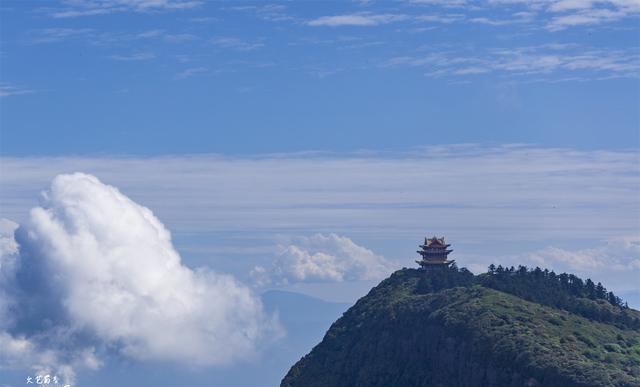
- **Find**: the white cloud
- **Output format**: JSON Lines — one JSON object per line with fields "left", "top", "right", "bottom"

{"left": 409, "top": 0, "right": 468, "bottom": 6}
{"left": 547, "top": 7, "right": 629, "bottom": 30}
{"left": 307, "top": 13, "right": 408, "bottom": 26}
{"left": 109, "top": 52, "right": 156, "bottom": 61}
{"left": 136, "top": 29, "right": 164, "bottom": 38}
{"left": 0, "top": 148, "right": 638, "bottom": 306}
{"left": 549, "top": 0, "right": 640, "bottom": 13}
{"left": 50, "top": 0, "right": 202, "bottom": 18}
{"left": 549, "top": 0, "right": 597, "bottom": 12}
{"left": 0, "top": 219, "right": 18, "bottom": 258}
{"left": 174, "top": 66, "right": 208, "bottom": 80}
{"left": 210, "top": 37, "right": 265, "bottom": 51}
{"left": 467, "top": 11, "right": 535, "bottom": 25}
{"left": 494, "top": 0, "right": 640, "bottom": 30}
{"left": 0, "top": 174, "right": 279, "bottom": 380}
{"left": 134, "top": 29, "right": 197, "bottom": 42}
{"left": 28, "top": 27, "right": 198, "bottom": 48}
{"left": 384, "top": 45, "right": 639, "bottom": 80}
{"left": 226, "top": 4, "right": 295, "bottom": 22}
{"left": 461, "top": 235, "right": 640, "bottom": 297}
{"left": 523, "top": 236, "right": 640, "bottom": 272}
{"left": 411, "top": 0, "right": 639, "bottom": 30}
{"left": 415, "top": 14, "right": 465, "bottom": 23}
{"left": 0, "top": 219, "right": 84, "bottom": 385}
{"left": 29, "top": 28, "right": 95, "bottom": 44}
{"left": 0, "top": 84, "right": 34, "bottom": 98}
{"left": 0, "top": 219, "right": 18, "bottom": 329}
{"left": 252, "top": 233, "right": 395, "bottom": 285}
{"left": 0, "top": 146, "right": 637, "bottom": 244}
{"left": 0, "top": 331, "right": 99, "bottom": 386}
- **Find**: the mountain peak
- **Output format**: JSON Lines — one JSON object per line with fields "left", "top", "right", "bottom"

{"left": 280, "top": 266, "right": 640, "bottom": 387}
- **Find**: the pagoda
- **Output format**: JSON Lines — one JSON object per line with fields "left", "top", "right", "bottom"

{"left": 416, "top": 236, "right": 454, "bottom": 269}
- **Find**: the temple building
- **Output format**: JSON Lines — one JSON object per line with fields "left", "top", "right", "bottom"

{"left": 416, "top": 236, "right": 454, "bottom": 268}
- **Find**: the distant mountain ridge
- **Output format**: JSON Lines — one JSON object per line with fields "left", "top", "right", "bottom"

{"left": 262, "top": 290, "right": 350, "bottom": 327}
{"left": 280, "top": 266, "right": 640, "bottom": 387}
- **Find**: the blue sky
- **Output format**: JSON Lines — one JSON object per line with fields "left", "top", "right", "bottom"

{"left": 1, "top": 0, "right": 639, "bottom": 154}
{"left": 0, "top": 1, "right": 639, "bottom": 387}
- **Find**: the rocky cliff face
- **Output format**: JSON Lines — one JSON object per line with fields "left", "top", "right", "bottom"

{"left": 280, "top": 268, "right": 640, "bottom": 387}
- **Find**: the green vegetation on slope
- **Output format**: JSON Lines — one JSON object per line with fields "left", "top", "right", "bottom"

{"left": 281, "top": 267, "right": 640, "bottom": 387}
{"left": 477, "top": 265, "right": 639, "bottom": 330}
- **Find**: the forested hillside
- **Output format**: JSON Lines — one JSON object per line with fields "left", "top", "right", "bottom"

{"left": 281, "top": 266, "right": 640, "bottom": 387}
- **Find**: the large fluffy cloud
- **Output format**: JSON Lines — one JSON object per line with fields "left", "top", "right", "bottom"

{"left": 252, "top": 233, "right": 395, "bottom": 285}
{"left": 0, "top": 219, "right": 20, "bottom": 331}
{"left": 0, "top": 173, "right": 278, "bottom": 381}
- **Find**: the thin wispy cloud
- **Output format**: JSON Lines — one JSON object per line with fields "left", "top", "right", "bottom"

{"left": 49, "top": 0, "right": 202, "bottom": 18}
{"left": 174, "top": 66, "right": 207, "bottom": 79}
{"left": 226, "top": 4, "right": 296, "bottom": 22}
{"left": 384, "top": 45, "right": 640, "bottom": 80}
{"left": 118, "top": 29, "right": 198, "bottom": 44}
{"left": 307, "top": 13, "right": 409, "bottom": 27}
{"left": 15, "top": 2, "right": 638, "bottom": 87}
{"left": 546, "top": 7, "right": 632, "bottom": 30}
{"left": 409, "top": 0, "right": 469, "bottom": 6}
{"left": 468, "top": 13, "right": 534, "bottom": 26}
{"left": 51, "top": 7, "right": 112, "bottom": 18}
{"left": 210, "top": 37, "right": 265, "bottom": 51}
{"left": 301, "top": 1, "right": 638, "bottom": 31}
{"left": 29, "top": 27, "right": 199, "bottom": 47}
{"left": 408, "top": 0, "right": 639, "bottom": 30}
{"left": 1, "top": 145, "right": 637, "bottom": 242}
{"left": 415, "top": 14, "right": 465, "bottom": 23}
{"left": 546, "top": 0, "right": 640, "bottom": 28}
{"left": 110, "top": 51, "right": 156, "bottom": 61}
{"left": 189, "top": 16, "right": 218, "bottom": 23}
{"left": 0, "top": 84, "right": 34, "bottom": 97}
{"left": 29, "top": 28, "right": 95, "bottom": 44}
{"left": 136, "top": 29, "right": 164, "bottom": 38}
